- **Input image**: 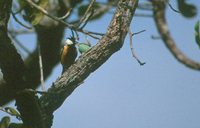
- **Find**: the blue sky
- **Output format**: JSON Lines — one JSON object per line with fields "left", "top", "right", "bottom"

{"left": 1, "top": 0, "right": 200, "bottom": 128}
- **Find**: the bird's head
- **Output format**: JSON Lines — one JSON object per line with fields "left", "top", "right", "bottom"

{"left": 65, "top": 37, "right": 76, "bottom": 46}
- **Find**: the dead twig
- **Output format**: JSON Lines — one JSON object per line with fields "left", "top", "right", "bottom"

{"left": 151, "top": 35, "right": 161, "bottom": 40}
{"left": 80, "top": 9, "right": 95, "bottom": 30}
{"left": 166, "top": 1, "right": 180, "bottom": 13}
{"left": 8, "top": 32, "right": 32, "bottom": 55}
{"left": 38, "top": 43, "right": 45, "bottom": 91}
{"left": 129, "top": 29, "right": 146, "bottom": 66}
{"left": 134, "top": 13, "right": 153, "bottom": 17}
{"left": 8, "top": 29, "right": 34, "bottom": 35}
{"left": 0, "top": 106, "right": 21, "bottom": 120}
{"left": 11, "top": 10, "right": 32, "bottom": 29}
{"left": 76, "top": 0, "right": 96, "bottom": 28}
{"left": 137, "top": 3, "right": 153, "bottom": 11}
{"left": 58, "top": 8, "right": 72, "bottom": 20}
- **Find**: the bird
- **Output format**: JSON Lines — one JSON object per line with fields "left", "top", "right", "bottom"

{"left": 77, "top": 43, "right": 91, "bottom": 54}
{"left": 60, "top": 37, "right": 77, "bottom": 74}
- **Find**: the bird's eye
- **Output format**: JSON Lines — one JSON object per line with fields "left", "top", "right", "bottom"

{"left": 65, "top": 39, "right": 73, "bottom": 45}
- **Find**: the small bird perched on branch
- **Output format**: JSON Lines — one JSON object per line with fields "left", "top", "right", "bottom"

{"left": 77, "top": 43, "right": 91, "bottom": 54}
{"left": 60, "top": 37, "right": 77, "bottom": 74}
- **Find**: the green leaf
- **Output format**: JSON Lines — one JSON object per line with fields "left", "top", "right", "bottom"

{"left": 17, "top": 0, "right": 26, "bottom": 8}
{"left": 78, "top": 4, "right": 92, "bottom": 16}
{"left": 69, "top": 0, "right": 83, "bottom": 7}
{"left": 17, "top": 0, "right": 48, "bottom": 25}
{"left": 4, "top": 107, "right": 21, "bottom": 120}
{"left": 194, "top": 20, "right": 200, "bottom": 48}
{"left": 8, "top": 123, "right": 23, "bottom": 128}
{"left": 177, "top": 0, "right": 197, "bottom": 18}
{"left": 30, "top": 0, "right": 48, "bottom": 25}
{"left": 0, "top": 116, "right": 10, "bottom": 128}
{"left": 78, "top": 43, "right": 91, "bottom": 54}
{"left": 195, "top": 20, "right": 199, "bottom": 32}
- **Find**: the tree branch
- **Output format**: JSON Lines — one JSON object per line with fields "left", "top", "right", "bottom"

{"left": 75, "top": 0, "right": 96, "bottom": 28}
{"left": 152, "top": 0, "right": 200, "bottom": 70}
{"left": 0, "top": 0, "right": 66, "bottom": 105}
{"left": 0, "top": 0, "right": 28, "bottom": 104}
{"left": 39, "top": 0, "right": 138, "bottom": 127}
{"left": 25, "top": 0, "right": 103, "bottom": 39}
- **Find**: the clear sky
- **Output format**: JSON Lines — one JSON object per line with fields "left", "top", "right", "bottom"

{"left": 1, "top": 0, "right": 200, "bottom": 128}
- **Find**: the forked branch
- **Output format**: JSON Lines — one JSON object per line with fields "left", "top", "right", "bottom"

{"left": 39, "top": 0, "right": 139, "bottom": 127}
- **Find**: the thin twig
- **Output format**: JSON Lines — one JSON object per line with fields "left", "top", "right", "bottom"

{"left": 58, "top": 8, "right": 72, "bottom": 20}
{"left": 80, "top": 9, "right": 94, "bottom": 29}
{"left": 13, "top": 2, "right": 24, "bottom": 15}
{"left": 0, "top": 106, "right": 21, "bottom": 120}
{"left": 166, "top": 1, "right": 180, "bottom": 13}
{"left": 38, "top": 43, "right": 45, "bottom": 91}
{"left": 0, "top": 106, "right": 12, "bottom": 115}
{"left": 25, "top": 0, "right": 73, "bottom": 27}
{"left": 78, "top": 29, "right": 102, "bottom": 40}
{"left": 76, "top": 35, "right": 92, "bottom": 47}
{"left": 11, "top": 11, "right": 32, "bottom": 29}
{"left": 13, "top": 8, "right": 24, "bottom": 14}
{"left": 76, "top": 0, "right": 96, "bottom": 27}
{"left": 79, "top": 29, "right": 104, "bottom": 36}
{"left": 129, "top": 29, "right": 146, "bottom": 66}
{"left": 8, "top": 29, "right": 34, "bottom": 35}
{"left": 134, "top": 13, "right": 153, "bottom": 17}
{"left": 132, "top": 30, "right": 146, "bottom": 36}
{"left": 74, "top": 30, "right": 80, "bottom": 40}
{"left": 137, "top": 3, "right": 153, "bottom": 11}
{"left": 8, "top": 32, "right": 32, "bottom": 54}
{"left": 25, "top": 0, "right": 102, "bottom": 39}
{"left": 35, "top": 90, "right": 48, "bottom": 95}
{"left": 151, "top": 35, "right": 161, "bottom": 40}
{"left": 85, "top": 35, "right": 92, "bottom": 46}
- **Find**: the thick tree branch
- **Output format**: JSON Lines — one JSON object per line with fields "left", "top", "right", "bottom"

{"left": 152, "top": 0, "right": 200, "bottom": 70}
{"left": 15, "top": 89, "right": 45, "bottom": 128}
{"left": 0, "top": 1, "right": 66, "bottom": 105}
{"left": 0, "top": 0, "right": 29, "bottom": 104}
{"left": 39, "top": 0, "right": 138, "bottom": 127}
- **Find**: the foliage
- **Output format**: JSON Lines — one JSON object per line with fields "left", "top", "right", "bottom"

{"left": 0, "top": 0, "right": 200, "bottom": 127}
{"left": 77, "top": 43, "right": 91, "bottom": 54}
{"left": 194, "top": 20, "right": 200, "bottom": 48}
{"left": 0, "top": 116, "right": 23, "bottom": 128}
{"left": 0, "top": 116, "right": 10, "bottom": 128}
{"left": 18, "top": 0, "right": 48, "bottom": 25}
{"left": 4, "top": 107, "right": 21, "bottom": 120}
{"left": 177, "top": 0, "right": 197, "bottom": 18}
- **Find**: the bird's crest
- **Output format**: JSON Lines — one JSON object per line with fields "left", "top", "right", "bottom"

{"left": 65, "top": 36, "right": 76, "bottom": 45}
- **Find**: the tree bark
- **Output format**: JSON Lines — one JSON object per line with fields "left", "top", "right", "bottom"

{"left": 0, "top": 0, "right": 29, "bottom": 105}
{"left": 39, "top": 0, "right": 139, "bottom": 127}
